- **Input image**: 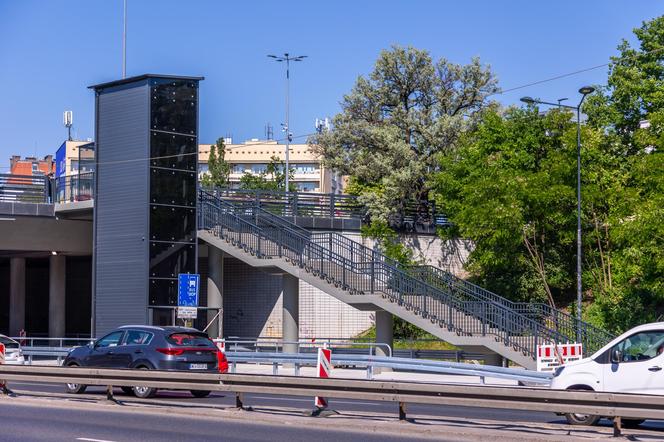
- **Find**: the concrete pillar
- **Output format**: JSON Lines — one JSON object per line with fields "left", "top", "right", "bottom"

{"left": 481, "top": 352, "right": 505, "bottom": 367}
{"left": 207, "top": 246, "right": 224, "bottom": 339}
{"left": 49, "top": 254, "right": 66, "bottom": 337}
{"left": 282, "top": 274, "right": 299, "bottom": 354}
{"left": 375, "top": 310, "right": 394, "bottom": 358}
{"left": 9, "top": 257, "right": 26, "bottom": 336}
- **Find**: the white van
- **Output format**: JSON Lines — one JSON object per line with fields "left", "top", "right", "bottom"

{"left": 550, "top": 322, "right": 664, "bottom": 426}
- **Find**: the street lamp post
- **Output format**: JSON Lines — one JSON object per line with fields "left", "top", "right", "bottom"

{"left": 520, "top": 86, "right": 595, "bottom": 341}
{"left": 267, "top": 53, "right": 307, "bottom": 192}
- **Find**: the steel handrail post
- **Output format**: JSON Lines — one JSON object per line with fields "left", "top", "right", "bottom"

{"left": 370, "top": 250, "right": 375, "bottom": 294}
{"left": 482, "top": 302, "right": 487, "bottom": 336}
{"left": 447, "top": 298, "right": 452, "bottom": 331}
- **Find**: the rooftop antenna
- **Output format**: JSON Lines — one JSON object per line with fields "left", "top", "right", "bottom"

{"left": 315, "top": 117, "right": 330, "bottom": 133}
{"left": 63, "top": 111, "right": 73, "bottom": 141}
{"left": 265, "top": 123, "right": 274, "bottom": 140}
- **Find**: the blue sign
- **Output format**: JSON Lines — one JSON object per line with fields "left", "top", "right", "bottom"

{"left": 55, "top": 142, "right": 66, "bottom": 178}
{"left": 178, "top": 274, "right": 200, "bottom": 307}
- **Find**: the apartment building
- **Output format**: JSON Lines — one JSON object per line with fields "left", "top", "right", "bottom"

{"left": 54, "top": 140, "right": 95, "bottom": 177}
{"left": 198, "top": 139, "right": 342, "bottom": 193}
{"left": 9, "top": 155, "right": 54, "bottom": 176}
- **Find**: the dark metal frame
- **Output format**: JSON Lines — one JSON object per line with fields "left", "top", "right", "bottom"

{"left": 198, "top": 190, "right": 613, "bottom": 361}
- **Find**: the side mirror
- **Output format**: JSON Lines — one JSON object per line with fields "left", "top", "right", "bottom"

{"left": 611, "top": 349, "right": 622, "bottom": 363}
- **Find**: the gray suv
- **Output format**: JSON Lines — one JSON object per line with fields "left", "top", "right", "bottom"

{"left": 63, "top": 325, "right": 227, "bottom": 398}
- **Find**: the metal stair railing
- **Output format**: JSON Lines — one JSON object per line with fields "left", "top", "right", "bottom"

{"left": 408, "top": 265, "right": 613, "bottom": 355}
{"left": 199, "top": 190, "right": 574, "bottom": 361}
{"left": 209, "top": 190, "right": 612, "bottom": 356}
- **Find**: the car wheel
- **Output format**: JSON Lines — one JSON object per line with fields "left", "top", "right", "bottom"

{"left": 564, "top": 386, "right": 600, "bottom": 426}
{"left": 190, "top": 390, "right": 211, "bottom": 398}
{"left": 121, "top": 386, "right": 134, "bottom": 396}
{"left": 622, "top": 419, "right": 645, "bottom": 428}
{"left": 64, "top": 363, "right": 87, "bottom": 394}
{"left": 564, "top": 413, "right": 601, "bottom": 426}
{"left": 132, "top": 367, "right": 157, "bottom": 399}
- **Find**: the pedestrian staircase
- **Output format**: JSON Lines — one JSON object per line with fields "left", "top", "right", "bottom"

{"left": 197, "top": 190, "right": 612, "bottom": 368}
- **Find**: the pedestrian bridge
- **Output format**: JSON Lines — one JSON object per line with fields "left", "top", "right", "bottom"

{"left": 0, "top": 172, "right": 613, "bottom": 367}
{"left": 0, "top": 172, "right": 449, "bottom": 234}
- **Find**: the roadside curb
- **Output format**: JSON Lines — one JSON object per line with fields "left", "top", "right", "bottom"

{"left": 2, "top": 389, "right": 660, "bottom": 441}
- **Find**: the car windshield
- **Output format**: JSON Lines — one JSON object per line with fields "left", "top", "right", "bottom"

{"left": 166, "top": 332, "right": 215, "bottom": 348}
{"left": 0, "top": 336, "right": 19, "bottom": 348}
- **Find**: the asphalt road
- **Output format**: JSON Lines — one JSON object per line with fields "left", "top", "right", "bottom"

{"left": 9, "top": 379, "right": 664, "bottom": 434}
{"left": 0, "top": 400, "right": 437, "bottom": 442}
{"left": 10, "top": 380, "right": 561, "bottom": 424}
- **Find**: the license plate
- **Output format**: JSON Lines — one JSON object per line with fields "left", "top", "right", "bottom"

{"left": 190, "top": 363, "right": 208, "bottom": 370}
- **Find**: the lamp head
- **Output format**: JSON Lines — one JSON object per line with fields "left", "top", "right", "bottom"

{"left": 579, "top": 86, "right": 595, "bottom": 96}
{"left": 520, "top": 96, "right": 536, "bottom": 104}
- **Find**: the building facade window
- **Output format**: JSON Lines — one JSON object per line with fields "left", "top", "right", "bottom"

{"left": 296, "top": 182, "right": 317, "bottom": 192}
{"left": 294, "top": 164, "right": 316, "bottom": 174}
{"left": 148, "top": 78, "right": 198, "bottom": 308}
{"left": 250, "top": 164, "right": 267, "bottom": 174}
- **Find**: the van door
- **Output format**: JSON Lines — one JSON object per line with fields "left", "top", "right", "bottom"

{"left": 602, "top": 330, "right": 664, "bottom": 395}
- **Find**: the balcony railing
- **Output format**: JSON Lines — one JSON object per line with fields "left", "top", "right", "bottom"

{"left": 0, "top": 173, "right": 51, "bottom": 203}
{"left": 52, "top": 172, "right": 94, "bottom": 204}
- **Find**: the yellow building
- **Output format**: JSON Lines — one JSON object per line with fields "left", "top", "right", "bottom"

{"left": 198, "top": 139, "right": 341, "bottom": 193}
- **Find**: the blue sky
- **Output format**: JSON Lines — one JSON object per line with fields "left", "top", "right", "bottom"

{"left": 0, "top": 1, "right": 661, "bottom": 168}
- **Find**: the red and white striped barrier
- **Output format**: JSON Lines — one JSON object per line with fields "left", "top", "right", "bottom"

{"left": 213, "top": 338, "right": 225, "bottom": 353}
{"left": 537, "top": 343, "right": 583, "bottom": 372}
{"left": 314, "top": 345, "right": 332, "bottom": 409}
{"left": 0, "top": 342, "right": 5, "bottom": 389}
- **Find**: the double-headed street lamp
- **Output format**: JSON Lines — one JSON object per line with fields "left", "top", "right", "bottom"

{"left": 267, "top": 53, "right": 307, "bottom": 192}
{"left": 520, "top": 86, "right": 595, "bottom": 340}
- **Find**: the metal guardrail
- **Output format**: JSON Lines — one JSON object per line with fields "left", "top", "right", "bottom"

{"left": 205, "top": 186, "right": 451, "bottom": 232}
{"left": 21, "top": 347, "right": 71, "bottom": 365}
{"left": 222, "top": 351, "right": 552, "bottom": 384}
{"left": 0, "top": 365, "right": 659, "bottom": 434}
{"left": 209, "top": 187, "right": 366, "bottom": 220}
{"left": 220, "top": 338, "right": 393, "bottom": 357}
{"left": 0, "top": 173, "right": 50, "bottom": 203}
{"left": 0, "top": 172, "right": 95, "bottom": 205}
{"left": 10, "top": 337, "right": 92, "bottom": 348}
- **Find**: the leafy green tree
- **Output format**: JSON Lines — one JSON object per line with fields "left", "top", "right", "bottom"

{"left": 239, "top": 155, "right": 296, "bottom": 192}
{"left": 201, "top": 138, "right": 230, "bottom": 188}
{"left": 433, "top": 16, "right": 664, "bottom": 332}
{"left": 433, "top": 107, "right": 587, "bottom": 307}
{"left": 310, "top": 45, "right": 498, "bottom": 222}
{"left": 585, "top": 16, "right": 664, "bottom": 154}
{"left": 580, "top": 16, "right": 664, "bottom": 331}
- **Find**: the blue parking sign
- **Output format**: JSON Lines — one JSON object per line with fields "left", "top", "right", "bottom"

{"left": 178, "top": 274, "right": 200, "bottom": 307}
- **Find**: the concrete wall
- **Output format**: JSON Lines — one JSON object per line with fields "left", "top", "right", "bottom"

{"left": 0, "top": 216, "right": 92, "bottom": 254}
{"left": 198, "top": 248, "right": 373, "bottom": 339}
{"left": 337, "top": 231, "right": 473, "bottom": 278}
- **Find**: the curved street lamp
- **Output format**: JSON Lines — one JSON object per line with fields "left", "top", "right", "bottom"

{"left": 520, "top": 86, "right": 595, "bottom": 340}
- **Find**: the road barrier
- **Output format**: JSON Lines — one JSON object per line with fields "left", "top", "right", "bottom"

{"left": 222, "top": 352, "right": 552, "bottom": 384}
{"left": 0, "top": 365, "right": 660, "bottom": 436}
{"left": 0, "top": 343, "right": 5, "bottom": 391}
{"left": 537, "top": 343, "right": 583, "bottom": 372}
{"left": 17, "top": 345, "right": 552, "bottom": 384}
{"left": 315, "top": 346, "right": 332, "bottom": 409}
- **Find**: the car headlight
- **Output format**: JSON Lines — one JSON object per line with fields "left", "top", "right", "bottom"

{"left": 553, "top": 366, "right": 565, "bottom": 377}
